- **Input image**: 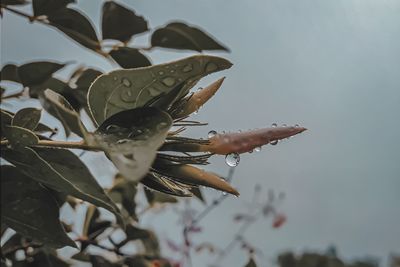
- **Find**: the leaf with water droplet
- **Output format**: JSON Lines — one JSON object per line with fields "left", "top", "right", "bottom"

{"left": 0, "top": 147, "right": 123, "bottom": 226}
{"left": 41, "top": 89, "right": 87, "bottom": 137}
{"left": 87, "top": 107, "right": 172, "bottom": 182}
{"left": 171, "top": 77, "right": 225, "bottom": 119}
{"left": 88, "top": 55, "right": 232, "bottom": 125}
{"left": 3, "top": 125, "right": 39, "bottom": 148}
{"left": 1, "top": 166, "right": 76, "bottom": 248}
{"left": 12, "top": 108, "right": 41, "bottom": 130}
{"left": 151, "top": 22, "right": 229, "bottom": 52}
{"left": 153, "top": 159, "right": 239, "bottom": 196}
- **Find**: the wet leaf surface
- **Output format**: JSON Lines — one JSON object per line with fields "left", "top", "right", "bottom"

{"left": 1, "top": 166, "right": 76, "bottom": 248}
{"left": 151, "top": 22, "right": 229, "bottom": 52}
{"left": 1, "top": 147, "right": 123, "bottom": 225}
{"left": 88, "top": 107, "right": 172, "bottom": 182}
{"left": 102, "top": 1, "right": 148, "bottom": 42}
{"left": 88, "top": 55, "right": 232, "bottom": 125}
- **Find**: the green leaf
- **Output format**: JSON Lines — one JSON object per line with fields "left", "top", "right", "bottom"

{"left": 47, "top": 8, "right": 100, "bottom": 51}
{"left": 101, "top": 1, "right": 148, "bottom": 42}
{"left": 0, "top": 64, "right": 21, "bottom": 83}
{"left": 29, "top": 77, "right": 69, "bottom": 98}
{"left": 151, "top": 22, "right": 229, "bottom": 52}
{"left": 144, "top": 189, "right": 177, "bottom": 205}
{"left": 1, "top": 165, "right": 76, "bottom": 248}
{"left": 108, "top": 174, "right": 138, "bottom": 219}
{"left": 1, "top": 0, "right": 28, "bottom": 6}
{"left": 1, "top": 147, "right": 123, "bottom": 225}
{"left": 244, "top": 257, "right": 257, "bottom": 267}
{"left": 87, "top": 107, "right": 172, "bottom": 182}
{"left": 33, "top": 0, "right": 75, "bottom": 16}
{"left": 141, "top": 172, "right": 193, "bottom": 197}
{"left": 71, "top": 68, "right": 103, "bottom": 112}
{"left": 17, "top": 61, "right": 65, "bottom": 87}
{"left": 41, "top": 89, "right": 87, "bottom": 137}
{"left": 12, "top": 108, "right": 41, "bottom": 130}
{"left": 109, "top": 47, "right": 151, "bottom": 69}
{"left": 88, "top": 55, "right": 232, "bottom": 125}
{"left": 3, "top": 126, "right": 39, "bottom": 148}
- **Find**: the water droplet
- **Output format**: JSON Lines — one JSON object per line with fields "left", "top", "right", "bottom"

{"left": 122, "top": 78, "right": 131, "bottom": 87}
{"left": 254, "top": 146, "right": 262, "bottom": 152}
{"left": 208, "top": 130, "right": 217, "bottom": 138}
{"left": 271, "top": 123, "right": 277, "bottom": 127}
{"left": 121, "top": 88, "right": 135, "bottom": 102}
{"left": 113, "top": 76, "right": 118, "bottom": 81}
{"left": 205, "top": 62, "right": 218, "bottom": 72}
{"left": 162, "top": 77, "right": 176, "bottom": 87}
{"left": 282, "top": 123, "right": 287, "bottom": 127}
{"left": 270, "top": 140, "right": 278, "bottom": 145}
{"left": 158, "top": 71, "right": 164, "bottom": 75}
{"left": 106, "top": 124, "right": 120, "bottom": 133}
{"left": 222, "top": 192, "right": 227, "bottom": 196}
{"left": 170, "top": 69, "right": 175, "bottom": 73}
{"left": 182, "top": 64, "right": 193, "bottom": 73}
{"left": 225, "top": 153, "right": 240, "bottom": 167}
{"left": 295, "top": 124, "right": 299, "bottom": 127}
{"left": 148, "top": 87, "right": 159, "bottom": 97}
{"left": 157, "top": 122, "right": 168, "bottom": 130}
{"left": 117, "top": 139, "right": 129, "bottom": 144}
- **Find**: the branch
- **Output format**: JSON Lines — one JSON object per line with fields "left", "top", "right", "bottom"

{"left": 0, "top": 139, "right": 102, "bottom": 151}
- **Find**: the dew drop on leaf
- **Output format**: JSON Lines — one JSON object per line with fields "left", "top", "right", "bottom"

{"left": 182, "top": 64, "right": 193, "bottom": 73}
{"left": 208, "top": 130, "right": 217, "bottom": 138}
{"left": 270, "top": 140, "right": 278, "bottom": 145}
{"left": 225, "top": 153, "right": 240, "bottom": 167}
{"left": 162, "top": 77, "right": 176, "bottom": 87}
{"left": 122, "top": 78, "right": 131, "bottom": 87}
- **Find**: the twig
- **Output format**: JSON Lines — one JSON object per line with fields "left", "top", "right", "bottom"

{"left": 0, "top": 139, "right": 102, "bottom": 151}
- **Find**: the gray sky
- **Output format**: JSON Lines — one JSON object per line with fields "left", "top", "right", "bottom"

{"left": 1, "top": 0, "right": 400, "bottom": 266}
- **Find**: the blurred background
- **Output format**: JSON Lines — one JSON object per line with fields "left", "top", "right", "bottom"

{"left": 1, "top": 0, "right": 399, "bottom": 266}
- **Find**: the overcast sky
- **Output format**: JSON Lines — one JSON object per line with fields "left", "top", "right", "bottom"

{"left": 1, "top": 0, "right": 400, "bottom": 266}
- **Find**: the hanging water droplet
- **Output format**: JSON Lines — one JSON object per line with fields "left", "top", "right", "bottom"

{"left": 270, "top": 140, "right": 278, "bottom": 145}
{"left": 225, "top": 153, "right": 240, "bottom": 167}
{"left": 271, "top": 123, "right": 277, "bottom": 127}
{"left": 208, "top": 130, "right": 217, "bottom": 138}
{"left": 295, "top": 124, "right": 299, "bottom": 127}
{"left": 122, "top": 78, "right": 131, "bottom": 87}
{"left": 106, "top": 124, "right": 120, "bottom": 133}
{"left": 205, "top": 62, "right": 218, "bottom": 72}
{"left": 254, "top": 146, "right": 262, "bottom": 152}
{"left": 222, "top": 192, "right": 227, "bottom": 196}
{"left": 282, "top": 123, "right": 287, "bottom": 127}
{"left": 162, "top": 77, "right": 176, "bottom": 87}
{"left": 182, "top": 64, "right": 193, "bottom": 73}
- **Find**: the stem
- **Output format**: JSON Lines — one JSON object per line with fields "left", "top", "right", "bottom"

{"left": 0, "top": 139, "right": 102, "bottom": 151}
